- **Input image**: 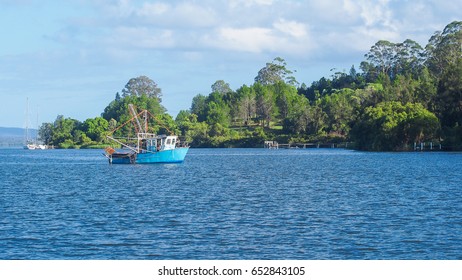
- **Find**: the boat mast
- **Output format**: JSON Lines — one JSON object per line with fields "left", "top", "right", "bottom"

{"left": 128, "top": 104, "right": 149, "bottom": 153}
{"left": 128, "top": 104, "right": 146, "bottom": 134}
{"left": 35, "top": 110, "right": 39, "bottom": 144}
{"left": 24, "top": 97, "right": 30, "bottom": 145}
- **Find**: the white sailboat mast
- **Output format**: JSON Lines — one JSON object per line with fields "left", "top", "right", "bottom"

{"left": 24, "top": 97, "right": 30, "bottom": 145}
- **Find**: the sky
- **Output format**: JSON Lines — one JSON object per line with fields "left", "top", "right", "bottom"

{"left": 0, "top": 0, "right": 460, "bottom": 128}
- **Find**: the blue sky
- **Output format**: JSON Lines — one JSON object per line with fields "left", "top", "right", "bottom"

{"left": 0, "top": 0, "right": 460, "bottom": 128}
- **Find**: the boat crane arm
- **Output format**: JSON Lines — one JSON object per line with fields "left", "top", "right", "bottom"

{"left": 129, "top": 104, "right": 146, "bottom": 134}
{"left": 106, "top": 136, "right": 138, "bottom": 152}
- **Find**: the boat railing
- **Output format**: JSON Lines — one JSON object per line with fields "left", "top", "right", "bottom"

{"left": 137, "top": 133, "right": 157, "bottom": 139}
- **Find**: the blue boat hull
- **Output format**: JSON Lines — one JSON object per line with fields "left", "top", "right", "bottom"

{"left": 110, "top": 147, "right": 189, "bottom": 164}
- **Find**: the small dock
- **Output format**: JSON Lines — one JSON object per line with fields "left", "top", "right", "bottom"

{"left": 264, "top": 141, "right": 350, "bottom": 149}
{"left": 264, "top": 141, "right": 279, "bottom": 149}
{"left": 414, "top": 142, "right": 442, "bottom": 151}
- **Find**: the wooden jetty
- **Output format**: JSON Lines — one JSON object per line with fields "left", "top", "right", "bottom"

{"left": 264, "top": 141, "right": 350, "bottom": 149}
{"left": 414, "top": 142, "right": 442, "bottom": 151}
{"left": 264, "top": 140, "right": 279, "bottom": 149}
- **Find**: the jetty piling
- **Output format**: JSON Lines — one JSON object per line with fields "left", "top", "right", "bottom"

{"left": 414, "top": 141, "right": 441, "bottom": 151}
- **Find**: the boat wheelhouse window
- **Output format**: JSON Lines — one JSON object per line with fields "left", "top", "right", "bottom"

{"left": 166, "top": 139, "right": 171, "bottom": 145}
{"left": 172, "top": 138, "right": 176, "bottom": 146}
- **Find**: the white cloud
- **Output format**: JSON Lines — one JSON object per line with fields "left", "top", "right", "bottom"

{"left": 212, "top": 27, "right": 274, "bottom": 53}
{"left": 229, "top": 0, "right": 273, "bottom": 8}
{"left": 136, "top": 2, "right": 170, "bottom": 16}
{"left": 343, "top": 0, "right": 395, "bottom": 28}
{"left": 273, "top": 19, "right": 308, "bottom": 38}
{"left": 207, "top": 19, "right": 313, "bottom": 55}
{"left": 133, "top": 1, "right": 217, "bottom": 28}
{"left": 103, "top": 0, "right": 134, "bottom": 18}
{"left": 170, "top": 2, "right": 217, "bottom": 27}
{"left": 108, "top": 27, "right": 175, "bottom": 49}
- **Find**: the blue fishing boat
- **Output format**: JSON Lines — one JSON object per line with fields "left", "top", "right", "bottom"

{"left": 104, "top": 104, "right": 189, "bottom": 164}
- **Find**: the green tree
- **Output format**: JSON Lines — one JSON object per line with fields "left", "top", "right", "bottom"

{"left": 211, "top": 80, "right": 232, "bottom": 95}
{"left": 236, "top": 85, "right": 256, "bottom": 125}
{"left": 283, "top": 95, "right": 312, "bottom": 134}
{"left": 254, "top": 83, "right": 276, "bottom": 127}
{"left": 205, "top": 101, "right": 230, "bottom": 128}
{"left": 175, "top": 110, "right": 198, "bottom": 136}
{"left": 255, "top": 57, "right": 298, "bottom": 86}
{"left": 426, "top": 21, "right": 462, "bottom": 78}
{"left": 364, "top": 40, "right": 396, "bottom": 78}
{"left": 83, "top": 117, "right": 109, "bottom": 142}
{"left": 185, "top": 121, "right": 209, "bottom": 146}
{"left": 190, "top": 94, "right": 208, "bottom": 122}
{"left": 152, "top": 113, "right": 179, "bottom": 135}
{"left": 102, "top": 94, "right": 165, "bottom": 136}
{"left": 50, "top": 115, "right": 80, "bottom": 148}
{"left": 415, "top": 67, "right": 437, "bottom": 109}
{"left": 390, "top": 74, "right": 419, "bottom": 104}
{"left": 351, "top": 102, "right": 439, "bottom": 151}
{"left": 434, "top": 57, "right": 462, "bottom": 128}
{"left": 73, "top": 130, "right": 92, "bottom": 145}
{"left": 283, "top": 95, "right": 328, "bottom": 136}
{"left": 320, "top": 88, "right": 357, "bottom": 136}
{"left": 394, "top": 39, "right": 425, "bottom": 76}
{"left": 121, "top": 75, "right": 162, "bottom": 102}
{"left": 363, "top": 39, "right": 424, "bottom": 80}
{"left": 108, "top": 118, "right": 118, "bottom": 132}
{"left": 38, "top": 122, "right": 53, "bottom": 145}
{"left": 273, "top": 81, "right": 299, "bottom": 119}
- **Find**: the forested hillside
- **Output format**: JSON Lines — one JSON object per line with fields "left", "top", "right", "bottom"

{"left": 39, "top": 21, "right": 462, "bottom": 151}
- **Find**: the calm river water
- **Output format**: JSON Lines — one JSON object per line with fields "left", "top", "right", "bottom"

{"left": 0, "top": 148, "right": 461, "bottom": 259}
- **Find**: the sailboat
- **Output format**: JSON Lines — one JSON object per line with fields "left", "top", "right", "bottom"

{"left": 23, "top": 98, "right": 46, "bottom": 150}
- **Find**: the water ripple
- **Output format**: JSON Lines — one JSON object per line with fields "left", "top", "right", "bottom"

{"left": 1, "top": 148, "right": 461, "bottom": 259}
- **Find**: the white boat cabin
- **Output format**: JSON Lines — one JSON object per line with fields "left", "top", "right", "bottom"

{"left": 138, "top": 133, "right": 179, "bottom": 153}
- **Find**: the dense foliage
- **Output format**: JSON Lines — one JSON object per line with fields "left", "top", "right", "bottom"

{"left": 40, "top": 21, "right": 462, "bottom": 151}
{"left": 39, "top": 76, "right": 172, "bottom": 148}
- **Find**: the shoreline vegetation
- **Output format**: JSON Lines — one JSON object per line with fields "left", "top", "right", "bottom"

{"left": 38, "top": 21, "right": 462, "bottom": 151}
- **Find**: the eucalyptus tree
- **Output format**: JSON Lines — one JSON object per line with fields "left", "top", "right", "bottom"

{"left": 394, "top": 39, "right": 425, "bottom": 76}
{"left": 254, "top": 83, "right": 276, "bottom": 127}
{"left": 122, "top": 75, "right": 162, "bottom": 102}
{"left": 364, "top": 39, "right": 425, "bottom": 80}
{"left": 211, "top": 80, "right": 232, "bottom": 95}
{"left": 425, "top": 21, "right": 462, "bottom": 129}
{"left": 235, "top": 85, "right": 256, "bottom": 125}
{"left": 364, "top": 40, "right": 396, "bottom": 79}
{"left": 434, "top": 58, "right": 462, "bottom": 128}
{"left": 255, "top": 57, "right": 298, "bottom": 86}
{"left": 102, "top": 76, "right": 166, "bottom": 137}
{"left": 425, "top": 21, "right": 462, "bottom": 77}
